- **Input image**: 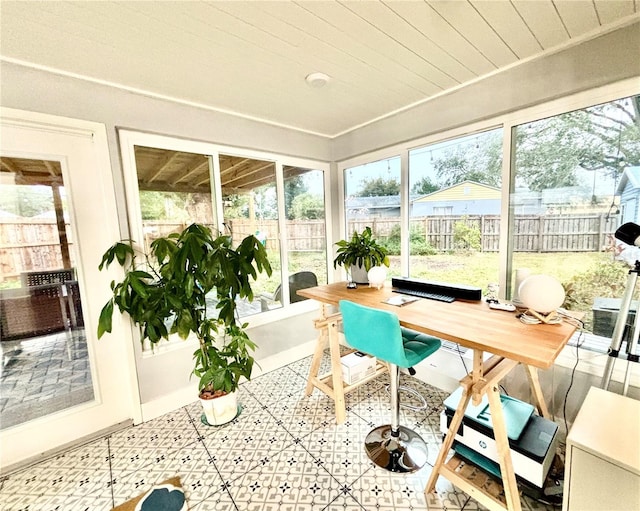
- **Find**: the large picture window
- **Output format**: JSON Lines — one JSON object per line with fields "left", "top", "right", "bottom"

{"left": 510, "top": 94, "right": 640, "bottom": 351}
{"left": 343, "top": 156, "right": 401, "bottom": 277}
{"left": 408, "top": 128, "right": 503, "bottom": 291}
{"left": 338, "top": 87, "right": 640, "bottom": 363}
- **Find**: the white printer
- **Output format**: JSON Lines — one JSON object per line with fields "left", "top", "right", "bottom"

{"left": 440, "top": 387, "right": 559, "bottom": 488}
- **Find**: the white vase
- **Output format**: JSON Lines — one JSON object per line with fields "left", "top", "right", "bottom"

{"left": 350, "top": 264, "right": 369, "bottom": 284}
{"left": 200, "top": 390, "right": 238, "bottom": 426}
{"left": 367, "top": 265, "right": 387, "bottom": 289}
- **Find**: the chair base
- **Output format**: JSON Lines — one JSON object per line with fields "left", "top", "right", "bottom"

{"left": 364, "top": 424, "right": 428, "bottom": 473}
{"left": 386, "top": 384, "right": 428, "bottom": 411}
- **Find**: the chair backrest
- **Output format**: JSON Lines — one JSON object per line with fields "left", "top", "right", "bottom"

{"left": 289, "top": 271, "right": 318, "bottom": 304}
{"left": 21, "top": 268, "right": 76, "bottom": 287}
{"left": 339, "top": 300, "right": 409, "bottom": 367}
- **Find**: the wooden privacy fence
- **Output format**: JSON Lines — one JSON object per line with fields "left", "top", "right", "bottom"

{"left": 352, "top": 213, "right": 618, "bottom": 253}
{"left": 229, "top": 219, "right": 326, "bottom": 251}
{"left": 0, "top": 220, "right": 76, "bottom": 282}
{"left": 0, "top": 214, "right": 619, "bottom": 282}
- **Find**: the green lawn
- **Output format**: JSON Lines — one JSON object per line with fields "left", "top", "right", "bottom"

{"left": 404, "top": 252, "right": 612, "bottom": 290}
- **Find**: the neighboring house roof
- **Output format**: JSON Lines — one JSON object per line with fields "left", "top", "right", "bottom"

{"left": 616, "top": 166, "right": 640, "bottom": 195}
{"left": 413, "top": 180, "right": 500, "bottom": 203}
{"left": 345, "top": 195, "right": 400, "bottom": 211}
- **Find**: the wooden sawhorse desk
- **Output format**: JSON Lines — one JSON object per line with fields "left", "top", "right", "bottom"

{"left": 299, "top": 282, "right": 581, "bottom": 511}
{"left": 304, "top": 304, "right": 388, "bottom": 424}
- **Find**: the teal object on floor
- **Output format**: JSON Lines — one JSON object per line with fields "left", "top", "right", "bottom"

{"left": 444, "top": 386, "right": 535, "bottom": 441}
{"left": 137, "top": 486, "right": 185, "bottom": 511}
{"left": 339, "top": 300, "right": 442, "bottom": 473}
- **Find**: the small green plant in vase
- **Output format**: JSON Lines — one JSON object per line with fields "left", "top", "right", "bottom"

{"left": 97, "top": 223, "right": 272, "bottom": 425}
{"left": 333, "top": 226, "right": 390, "bottom": 285}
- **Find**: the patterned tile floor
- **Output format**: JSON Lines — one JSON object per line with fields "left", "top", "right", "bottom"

{"left": 0, "top": 352, "right": 558, "bottom": 511}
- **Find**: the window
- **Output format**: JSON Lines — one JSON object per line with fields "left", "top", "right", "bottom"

{"left": 218, "top": 153, "right": 280, "bottom": 311}
{"left": 408, "top": 128, "right": 503, "bottom": 290}
{"left": 338, "top": 85, "right": 640, "bottom": 367}
{"left": 433, "top": 207, "right": 453, "bottom": 215}
{"left": 134, "top": 145, "right": 215, "bottom": 253}
{"left": 120, "top": 132, "right": 329, "bottom": 330}
{"left": 344, "top": 156, "right": 401, "bottom": 276}
{"left": 283, "top": 166, "right": 327, "bottom": 302}
{"left": 510, "top": 94, "right": 640, "bottom": 351}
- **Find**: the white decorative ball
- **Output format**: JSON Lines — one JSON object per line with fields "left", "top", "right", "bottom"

{"left": 367, "top": 266, "right": 387, "bottom": 289}
{"left": 518, "top": 275, "right": 565, "bottom": 314}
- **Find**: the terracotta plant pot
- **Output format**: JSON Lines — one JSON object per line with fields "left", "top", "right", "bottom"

{"left": 199, "top": 389, "right": 238, "bottom": 426}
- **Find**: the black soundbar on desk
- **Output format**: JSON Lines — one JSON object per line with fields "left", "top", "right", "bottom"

{"left": 391, "top": 276, "right": 482, "bottom": 302}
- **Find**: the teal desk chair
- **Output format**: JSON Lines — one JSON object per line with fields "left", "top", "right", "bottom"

{"left": 339, "top": 300, "right": 441, "bottom": 473}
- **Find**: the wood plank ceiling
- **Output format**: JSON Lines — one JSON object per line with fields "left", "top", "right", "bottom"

{"left": 1, "top": 151, "right": 311, "bottom": 194}
{"left": 1, "top": 1, "right": 638, "bottom": 137}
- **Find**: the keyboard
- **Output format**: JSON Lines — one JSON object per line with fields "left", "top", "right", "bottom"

{"left": 393, "top": 288, "right": 455, "bottom": 303}
{"left": 391, "top": 276, "right": 482, "bottom": 302}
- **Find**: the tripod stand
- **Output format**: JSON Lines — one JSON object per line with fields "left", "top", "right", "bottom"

{"left": 601, "top": 260, "right": 640, "bottom": 395}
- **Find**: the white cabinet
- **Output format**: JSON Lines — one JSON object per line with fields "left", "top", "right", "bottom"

{"left": 563, "top": 387, "right": 640, "bottom": 511}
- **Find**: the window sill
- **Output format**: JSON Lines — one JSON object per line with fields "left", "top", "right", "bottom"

{"left": 139, "top": 300, "right": 320, "bottom": 358}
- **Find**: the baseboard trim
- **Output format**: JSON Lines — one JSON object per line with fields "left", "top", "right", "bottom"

{"left": 140, "top": 385, "right": 198, "bottom": 423}
{"left": 0, "top": 419, "right": 132, "bottom": 477}
{"left": 138, "top": 338, "right": 318, "bottom": 423}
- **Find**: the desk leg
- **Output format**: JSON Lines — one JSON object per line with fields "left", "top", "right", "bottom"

{"left": 327, "top": 318, "right": 346, "bottom": 424}
{"left": 425, "top": 380, "right": 472, "bottom": 494}
{"left": 486, "top": 384, "right": 522, "bottom": 511}
{"left": 305, "top": 326, "right": 327, "bottom": 397}
{"left": 524, "top": 365, "right": 550, "bottom": 419}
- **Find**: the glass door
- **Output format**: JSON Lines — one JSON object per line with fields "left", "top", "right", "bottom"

{"left": 0, "top": 156, "right": 92, "bottom": 429}
{"left": 0, "top": 109, "right": 138, "bottom": 471}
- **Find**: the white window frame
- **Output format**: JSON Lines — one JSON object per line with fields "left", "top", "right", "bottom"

{"left": 336, "top": 78, "right": 640, "bottom": 385}
{"left": 117, "top": 130, "right": 331, "bottom": 352}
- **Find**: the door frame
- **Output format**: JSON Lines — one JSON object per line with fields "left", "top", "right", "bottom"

{"left": 0, "top": 108, "right": 140, "bottom": 473}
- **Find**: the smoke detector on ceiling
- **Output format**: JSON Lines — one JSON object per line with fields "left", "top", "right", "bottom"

{"left": 305, "top": 72, "right": 331, "bottom": 88}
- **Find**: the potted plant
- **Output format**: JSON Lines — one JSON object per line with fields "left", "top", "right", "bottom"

{"left": 97, "top": 223, "right": 272, "bottom": 425}
{"left": 333, "top": 226, "right": 390, "bottom": 284}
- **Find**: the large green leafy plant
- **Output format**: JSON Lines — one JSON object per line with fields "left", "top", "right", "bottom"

{"left": 97, "top": 223, "right": 272, "bottom": 397}
{"left": 333, "top": 226, "right": 390, "bottom": 272}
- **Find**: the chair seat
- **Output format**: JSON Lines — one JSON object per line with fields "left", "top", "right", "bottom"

{"left": 338, "top": 299, "right": 441, "bottom": 368}
{"left": 400, "top": 327, "right": 441, "bottom": 368}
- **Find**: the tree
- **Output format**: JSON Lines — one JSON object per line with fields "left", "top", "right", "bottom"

{"left": 290, "top": 193, "right": 324, "bottom": 219}
{"left": 0, "top": 185, "right": 54, "bottom": 217}
{"left": 572, "top": 97, "right": 640, "bottom": 175}
{"left": 222, "top": 192, "right": 248, "bottom": 219}
{"left": 434, "top": 133, "right": 502, "bottom": 188}
{"left": 284, "top": 176, "right": 306, "bottom": 219}
{"left": 429, "top": 95, "right": 640, "bottom": 193}
{"left": 411, "top": 176, "right": 438, "bottom": 195}
{"left": 515, "top": 96, "right": 640, "bottom": 191}
{"left": 355, "top": 177, "right": 400, "bottom": 197}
